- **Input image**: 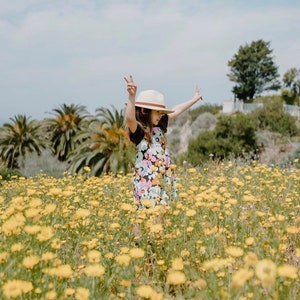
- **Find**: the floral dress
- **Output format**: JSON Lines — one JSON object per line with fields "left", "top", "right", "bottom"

{"left": 129, "top": 116, "right": 177, "bottom": 209}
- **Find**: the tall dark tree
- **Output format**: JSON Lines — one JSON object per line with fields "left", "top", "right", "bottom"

{"left": 227, "top": 39, "right": 281, "bottom": 102}
{"left": 0, "top": 115, "right": 47, "bottom": 168}
{"left": 45, "top": 104, "right": 90, "bottom": 161}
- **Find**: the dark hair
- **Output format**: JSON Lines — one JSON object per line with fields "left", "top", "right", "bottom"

{"left": 134, "top": 107, "right": 168, "bottom": 143}
{"left": 136, "top": 107, "right": 152, "bottom": 143}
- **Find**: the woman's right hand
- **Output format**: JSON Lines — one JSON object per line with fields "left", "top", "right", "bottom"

{"left": 124, "top": 75, "right": 137, "bottom": 97}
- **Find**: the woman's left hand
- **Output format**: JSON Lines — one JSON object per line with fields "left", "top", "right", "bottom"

{"left": 194, "top": 85, "right": 203, "bottom": 101}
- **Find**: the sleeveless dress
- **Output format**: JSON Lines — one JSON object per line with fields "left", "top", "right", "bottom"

{"left": 129, "top": 115, "right": 177, "bottom": 209}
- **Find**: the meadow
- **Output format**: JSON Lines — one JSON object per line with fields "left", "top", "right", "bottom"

{"left": 0, "top": 161, "right": 299, "bottom": 300}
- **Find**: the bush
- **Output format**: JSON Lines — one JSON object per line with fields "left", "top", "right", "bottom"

{"left": 0, "top": 167, "right": 23, "bottom": 181}
{"left": 182, "top": 113, "right": 259, "bottom": 165}
{"left": 251, "top": 98, "right": 298, "bottom": 136}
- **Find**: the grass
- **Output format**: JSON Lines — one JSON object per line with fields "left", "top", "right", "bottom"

{"left": 0, "top": 161, "right": 299, "bottom": 299}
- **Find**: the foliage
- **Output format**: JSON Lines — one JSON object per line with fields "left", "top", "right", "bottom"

{"left": 250, "top": 97, "right": 298, "bottom": 136}
{"left": 183, "top": 113, "right": 259, "bottom": 165}
{"left": 18, "top": 150, "right": 68, "bottom": 178}
{"left": 282, "top": 68, "right": 300, "bottom": 105}
{"left": 44, "top": 104, "right": 90, "bottom": 161}
{"left": 0, "top": 167, "right": 22, "bottom": 180}
{"left": 0, "top": 115, "right": 47, "bottom": 168}
{"left": 0, "top": 162, "right": 299, "bottom": 299}
{"left": 68, "top": 106, "right": 135, "bottom": 176}
{"left": 227, "top": 39, "right": 281, "bottom": 102}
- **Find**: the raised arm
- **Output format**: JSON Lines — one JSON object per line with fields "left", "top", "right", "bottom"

{"left": 168, "top": 85, "right": 203, "bottom": 122}
{"left": 124, "top": 75, "right": 138, "bottom": 133}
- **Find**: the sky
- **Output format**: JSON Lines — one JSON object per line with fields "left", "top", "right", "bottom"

{"left": 0, "top": 0, "right": 300, "bottom": 123}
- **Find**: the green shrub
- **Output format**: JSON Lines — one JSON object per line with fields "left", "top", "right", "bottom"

{"left": 251, "top": 98, "right": 298, "bottom": 136}
{"left": 182, "top": 113, "right": 259, "bottom": 165}
{"left": 0, "top": 167, "right": 23, "bottom": 180}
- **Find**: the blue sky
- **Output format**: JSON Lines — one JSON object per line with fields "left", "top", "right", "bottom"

{"left": 0, "top": 0, "right": 300, "bottom": 122}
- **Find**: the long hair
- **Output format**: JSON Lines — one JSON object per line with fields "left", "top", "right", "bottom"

{"left": 135, "top": 107, "right": 152, "bottom": 143}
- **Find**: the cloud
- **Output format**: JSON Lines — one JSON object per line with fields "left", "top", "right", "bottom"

{"left": 0, "top": 0, "right": 300, "bottom": 121}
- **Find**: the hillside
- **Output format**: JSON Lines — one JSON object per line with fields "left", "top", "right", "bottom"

{"left": 167, "top": 105, "right": 300, "bottom": 166}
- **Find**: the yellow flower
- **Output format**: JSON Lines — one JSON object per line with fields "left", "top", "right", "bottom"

{"left": 166, "top": 270, "right": 186, "bottom": 285}
{"left": 286, "top": 226, "right": 300, "bottom": 234}
{"left": 25, "top": 207, "right": 42, "bottom": 218}
{"left": 11, "top": 243, "right": 24, "bottom": 252}
{"left": 45, "top": 290, "right": 57, "bottom": 300}
{"left": 232, "top": 268, "right": 254, "bottom": 289}
{"left": 135, "top": 285, "right": 156, "bottom": 299}
{"left": 129, "top": 248, "right": 145, "bottom": 259}
{"left": 225, "top": 246, "right": 244, "bottom": 258}
{"left": 24, "top": 225, "right": 41, "bottom": 235}
{"left": 43, "top": 204, "right": 57, "bottom": 214}
{"left": 75, "top": 287, "right": 90, "bottom": 300}
{"left": 150, "top": 223, "right": 163, "bottom": 234}
{"left": 55, "top": 264, "right": 73, "bottom": 278}
{"left": 2, "top": 279, "right": 33, "bottom": 298}
{"left": 181, "top": 249, "right": 190, "bottom": 257}
{"left": 277, "top": 264, "right": 298, "bottom": 279}
{"left": 119, "top": 279, "right": 131, "bottom": 288}
{"left": 41, "top": 252, "right": 56, "bottom": 262}
{"left": 186, "top": 209, "right": 197, "bottom": 217}
{"left": 84, "top": 264, "right": 105, "bottom": 277}
{"left": 1, "top": 213, "right": 26, "bottom": 236}
{"left": 141, "top": 199, "right": 153, "bottom": 208}
{"left": 22, "top": 255, "right": 39, "bottom": 269}
{"left": 255, "top": 259, "right": 277, "bottom": 288}
{"left": 110, "top": 222, "right": 121, "bottom": 230}
{"left": 245, "top": 237, "right": 255, "bottom": 246}
{"left": 0, "top": 252, "right": 9, "bottom": 264}
{"left": 87, "top": 250, "right": 101, "bottom": 263}
{"left": 74, "top": 208, "right": 90, "bottom": 219}
{"left": 115, "top": 254, "right": 131, "bottom": 266}
{"left": 244, "top": 252, "right": 258, "bottom": 268}
{"left": 37, "top": 226, "right": 54, "bottom": 242}
{"left": 64, "top": 288, "right": 75, "bottom": 296}
{"left": 171, "top": 257, "right": 184, "bottom": 270}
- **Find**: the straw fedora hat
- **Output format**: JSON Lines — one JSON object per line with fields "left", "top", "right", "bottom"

{"left": 135, "top": 90, "right": 174, "bottom": 114}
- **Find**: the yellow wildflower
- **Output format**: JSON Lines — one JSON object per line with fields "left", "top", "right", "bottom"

{"left": 115, "top": 254, "right": 131, "bottom": 266}
{"left": 136, "top": 285, "right": 156, "bottom": 299}
{"left": 166, "top": 270, "right": 186, "bottom": 285}
{"left": 22, "top": 255, "right": 39, "bottom": 269}
{"left": 225, "top": 246, "right": 244, "bottom": 258}
{"left": 87, "top": 250, "right": 101, "bottom": 263}
{"left": 232, "top": 268, "right": 254, "bottom": 289}
{"left": 75, "top": 287, "right": 90, "bottom": 300}
{"left": 84, "top": 264, "right": 105, "bottom": 277}
{"left": 277, "top": 264, "right": 298, "bottom": 279}
{"left": 255, "top": 259, "right": 277, "bottom": 289}
{"left": 37, "top": 226, "right": 54, "bottom": 242}
{"left": 171, "top": 257, "right": 184, "bottom": 270}
{"left": 129, "top": 248, "right": 145, "bottom": 259}
{"left": 2, "top": 279, "right": 33, "bottom": 298}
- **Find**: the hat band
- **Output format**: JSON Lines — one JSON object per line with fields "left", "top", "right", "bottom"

{"left": 135, "top": 102, "right": 166, "bottom": 109}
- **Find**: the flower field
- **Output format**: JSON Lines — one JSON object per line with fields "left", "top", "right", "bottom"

{"left": 0, "top": 162, "right": 299, "bottom": 299}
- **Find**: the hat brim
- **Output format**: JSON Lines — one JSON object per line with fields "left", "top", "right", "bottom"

{"left": 134, "top": 103, "right": 174, "bottom": 114}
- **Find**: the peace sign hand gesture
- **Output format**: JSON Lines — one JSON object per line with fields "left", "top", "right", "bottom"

{"left": 124, "top": 75, "right": 137, "bottom": 97}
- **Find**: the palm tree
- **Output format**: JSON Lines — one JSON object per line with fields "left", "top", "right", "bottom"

{"left": 68, "top": 106, "right": 135, "bottom": 176}
{"left": 0, "top": 115, "right": 47, "bottom": 168}
{"left": 45, "top": 104, "right": 90, "bottom": 161}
